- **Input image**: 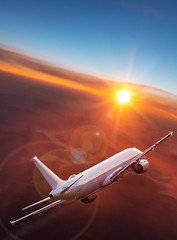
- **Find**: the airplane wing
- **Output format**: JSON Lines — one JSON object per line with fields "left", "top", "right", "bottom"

{"left": 60, "top": 175, "right": 83, "bottom": 194}
{"left": 110, "top": 131, "right": 173, "bottom": 182}
{"left": 22, "top": 197, "right": 51, "bottom": 211}
{"left": 10, "top": 199, "right": 67, "bottom": 226}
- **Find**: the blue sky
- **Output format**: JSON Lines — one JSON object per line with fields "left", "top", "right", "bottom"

{"left": 0, "top": 0, "right": 177, "bottom": 94}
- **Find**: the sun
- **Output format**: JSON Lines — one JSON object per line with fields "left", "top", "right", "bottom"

{"left": 117, "top": 90, "right": 131, "bottom": 103}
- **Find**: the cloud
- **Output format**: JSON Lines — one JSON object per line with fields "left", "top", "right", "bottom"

{"left": 0, "top": 46, "right": 177, "bottom": 240}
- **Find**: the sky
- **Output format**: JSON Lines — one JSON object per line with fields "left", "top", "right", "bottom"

{"left": 0, "top": 63, "right": 177, "bottom": 240}
{"left": 1, "top": 2, "right": 177, "bottom": 238}
{"left": 0, "top": 64, "right": 177, "bottom": 240}
{"left": 0, "top": 0, "right": 177, "bottom": 94}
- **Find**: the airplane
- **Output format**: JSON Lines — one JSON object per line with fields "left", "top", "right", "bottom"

{"left": 10, "top": 131, "right": 173, "bottom": 225}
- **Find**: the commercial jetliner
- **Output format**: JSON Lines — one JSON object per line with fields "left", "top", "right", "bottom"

{"left": 10, "top": 132, "right": 173, "bottom": 225}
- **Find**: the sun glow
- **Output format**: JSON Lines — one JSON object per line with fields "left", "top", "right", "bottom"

{"left": 117, "top": 90, "right": 131, "bottom": 103}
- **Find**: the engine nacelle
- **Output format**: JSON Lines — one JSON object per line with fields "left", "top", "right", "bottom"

{"left": 133, "top": 159, "right": 149, "bottom": 174}
{"left": 81, "top": 194, "right": 97, "bottom": 203}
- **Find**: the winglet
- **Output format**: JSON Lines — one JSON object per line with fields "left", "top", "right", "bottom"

{"left": 9, "top": 220, "right": 15, "bottom": 226}
{"left": 169, "top": 131, "right": 173, "bottom": 136}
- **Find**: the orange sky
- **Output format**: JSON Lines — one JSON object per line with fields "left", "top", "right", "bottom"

{"left": 0, "top": 48, "right": 177, "bottom": 240}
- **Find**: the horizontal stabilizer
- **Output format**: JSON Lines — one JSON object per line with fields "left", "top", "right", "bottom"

{"left": 22, "top": 197, "right": 51, "bottom": 211}
{"left": 32, "top": 156, "right": 64, "bottom": 189}
{"left": 10, "top": 199, "right": 66, "bottom": 225}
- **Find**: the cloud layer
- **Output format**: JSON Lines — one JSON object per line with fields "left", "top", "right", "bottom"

{"left": 0, "top": 47, "right": 177, "bottom": 240}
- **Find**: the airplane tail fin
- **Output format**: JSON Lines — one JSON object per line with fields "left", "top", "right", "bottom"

{"left": 32, "top": 156, "right": 64, "bottom": 189}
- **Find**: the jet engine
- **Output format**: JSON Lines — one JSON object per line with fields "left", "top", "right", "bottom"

{"left": 81, "top": 194, "right": 97, "bottom": 203}
{"left": 133, "top": 159, "right": 149, "bottom": 174}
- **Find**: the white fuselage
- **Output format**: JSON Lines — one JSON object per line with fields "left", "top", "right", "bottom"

{"left": 50, "top": 148, "right": 142, "bottom": 200}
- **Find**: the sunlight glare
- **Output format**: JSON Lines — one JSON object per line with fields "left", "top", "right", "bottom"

{"left": 117, "top": 90, "right": 131, "bottom": 103}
